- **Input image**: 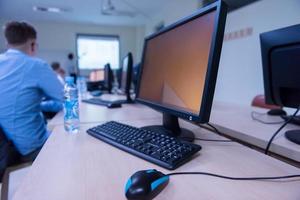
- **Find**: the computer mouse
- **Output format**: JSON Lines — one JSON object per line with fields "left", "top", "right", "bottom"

{"left": 107, "top": 102, "right": 122, "bottom": 108}
{"left": 125, "top": 169, "right": 169, "bottom": 200}
{"left": 267, "top": 109, "right": 287, "bottom": 116}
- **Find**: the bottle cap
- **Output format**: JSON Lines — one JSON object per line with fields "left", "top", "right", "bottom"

{"left": 65, "top": 76, "right": 74, "bottom": 84}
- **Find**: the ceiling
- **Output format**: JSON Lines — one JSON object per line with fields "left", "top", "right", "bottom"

{"left": 203, "top": 0, "right": 260, "bottom": 11}
{"left": 0, "top": 0, "right": 172, "bottom": 26}
{"left": 0, "top": 0, "right": 259, "bottom": 26}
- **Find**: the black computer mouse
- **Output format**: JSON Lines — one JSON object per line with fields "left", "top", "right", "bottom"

{"left": 107, "top": 102, "right": 122, "bottom": 108}
{"left": 125, "top": 169, "right": 169, "bottom": 200}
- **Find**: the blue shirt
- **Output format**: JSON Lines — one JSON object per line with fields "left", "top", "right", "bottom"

{"left": 0, "top": 49, "right": 64, "bottom": 155}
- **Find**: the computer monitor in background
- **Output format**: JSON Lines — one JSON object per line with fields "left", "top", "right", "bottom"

{"left": 119, "top": 52, "right": 134, "bottom": 102}
{"left": 87, "top": 70, "right": 104, "bottom": 92}
{"left": 136, "top": 1, "right": 227, "bottom": 141}
{"left": 260, "top": 24, "right": 300, "bottom": 145}
{"left": 89, "top": 70, "right": 104, "bottom": 82}
{"left": 104, "top": 63, "right": 114, "bottom": 93}
{"left": 132, "top": 63, "right": 141, "bottom": 90}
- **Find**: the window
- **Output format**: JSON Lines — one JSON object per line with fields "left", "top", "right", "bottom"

{"left": 76, "top": 34, "right": 120, "bottom": 70}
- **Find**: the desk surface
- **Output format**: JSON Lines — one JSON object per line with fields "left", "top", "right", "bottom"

{"left": 48, "top": 100, "right": 160, "bottom": 126}
{"left": 49, "top": 100, "right": 300, "bottom": 163}
{"left": 15, "top": 114, "right": 300, "bottom": 199}
{"left": 210, "top": 101, "right": 300, "bottom": 163}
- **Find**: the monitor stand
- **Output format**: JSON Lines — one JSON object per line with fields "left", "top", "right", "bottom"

{"left": 267, "top": 108, "right": 287, "bottom": 116}
{"left": 141, "top": 113, "right": 195, "bottom": 142}
{"left": 113, "top": 92, "right": 134, "bottom": 104}
{"left": 268, "top": 109, "right": 300, "bottom": 125}
{"left": 267, "top": 109, "right": 300, "bottom": 145}
{"left": 125, "top": 92, "right": 134, "bottom": 104}
{"left": 281, "top": 115, "right": 300, "bottom": 126}
{"left": 285, "top": 130, "right": 300, "bottom": 145}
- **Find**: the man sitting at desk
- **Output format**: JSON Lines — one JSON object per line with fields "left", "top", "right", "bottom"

{"left": 0, "top": 21, "right": 63, "bottom": 161}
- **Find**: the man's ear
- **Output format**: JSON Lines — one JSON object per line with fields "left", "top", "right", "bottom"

{"left": 31, "top": 42, "right": 35, "bottom": 52}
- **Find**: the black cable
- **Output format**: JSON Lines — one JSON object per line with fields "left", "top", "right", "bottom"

{"left": 166, "top": 171, "right": 300, "bottom": 181}
{"left": 181, "top": 136, "right": 232, "bottom": 142}
{"left": 206, "top": 122, "right": 223, "bottom": 135}
{"left": 251, "top": 111, "right": 285, "bottom": 125}
{"left": 265, "top": 107, "right": 300, "bottom": 155}
{"left": 192, "top": 122, "right": 232, "bottom": 142}
{"left": 205, "top": 122, "right": 232, "bottom": 142}
{"left": 193, "top": 138, "right": 233, "bottom": 142}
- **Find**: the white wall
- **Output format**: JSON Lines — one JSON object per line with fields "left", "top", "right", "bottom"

{"left": 215, "top": 0, "right": 300, "bottom": 106}
{"left": 145, "top": 0, "right": 201, "bottom": 35}
{"left": 135, "top": 25, "right": 146, "bottom": 62}
{"left": 0, "top": 20, "right": 144, "bottom": 69}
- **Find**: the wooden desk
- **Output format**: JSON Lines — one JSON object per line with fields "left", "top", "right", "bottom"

{"left": 49, "top": 100, "right": 300, "bottom": 163}
{"left": 210, "top": 101, "right": 300, "bottom": 163}
{"left": 14, "top": 117, "right": 300, "bottom": 199}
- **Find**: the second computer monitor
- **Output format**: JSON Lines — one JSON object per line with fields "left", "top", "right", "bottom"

{"left": 104, "top": 63, "right": 113, "bottom": 93}
{"left": 260, "top": 24, "right": 300, "bottom": 145}
{"left": 119, "top": 52, "right": 133, "bottom": 102}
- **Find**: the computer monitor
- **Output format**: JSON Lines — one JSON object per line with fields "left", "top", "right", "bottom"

{"left": 89, "top": 70, "right": 104, "bottom": 82}
{"left": 104, "top": 63, "right": 113, "bottom": 93}
{"left": 119, "top": 52, "right": 133, "bottom": 103}
{"left": 260, "top": 24, "right": 300, "bottom": 145}
{"left": 136, "top": 1, "right": 227, "bottom": 141}
{"left": 132, "top": 63, "right": 141, "bottom": 90}
{"left": 86, "top": 70, "right": 105, "bottom": 92}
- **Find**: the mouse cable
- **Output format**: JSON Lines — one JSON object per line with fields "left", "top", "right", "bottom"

{"left": 194, "top": 122, "right": 233, "bottom": 142}
{"left": 193, "top": 138, "right": 233, "bottom": 142}
{"left": 166, "top": 172, "right": 300, "bottom": 181}
{"left": 251, "top": 111, "right": 285, "bottom": 125}
{"left": 265, "top": 106, "right": 300, "bottom": 155}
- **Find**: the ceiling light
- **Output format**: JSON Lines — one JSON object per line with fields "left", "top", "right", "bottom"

{"left": 33, "top": 6, "right": 68, "bottom": 13}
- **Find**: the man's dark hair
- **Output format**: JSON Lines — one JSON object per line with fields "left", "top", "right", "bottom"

{"left": 51, "top": 62, "right": 60, "bottom": 71}
{"left": 68, "top": 53, "right": 74, "bottom": 60}
{"left": 4, "top": 21, "right": 37, "bottom": 45}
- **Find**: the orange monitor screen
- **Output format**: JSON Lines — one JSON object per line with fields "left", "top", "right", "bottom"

{"left": 89, "top": 70, "right": 104, "bottom": 82}
{"left": 139, "top": 11, "right": 216, "bottom": 115}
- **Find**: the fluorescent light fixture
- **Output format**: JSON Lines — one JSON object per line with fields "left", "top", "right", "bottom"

{"left": 33, "top": 6, "right": 68, "bottom": 13}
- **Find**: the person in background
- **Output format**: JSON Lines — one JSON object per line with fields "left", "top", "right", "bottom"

{"left": 66, "top": 53, "right": 77, "bottom": 75}
{"left": 65, "top": 52, "right": 78, "bottom": 83}
{"left": 51, "top": 61, "right": 65, "bottom": 85}
{"left": 0, "top": 21, "right": 63, "bottom": 161}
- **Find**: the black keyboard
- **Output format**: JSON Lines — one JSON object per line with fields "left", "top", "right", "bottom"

{"left": 82, "top": 98, "right": 122, "bottom": 108}
{"left": 87, "top": 121, "right": 201, "bottom": 170}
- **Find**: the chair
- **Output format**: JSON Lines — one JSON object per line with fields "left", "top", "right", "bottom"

{"left": 0, "top": 125, "right": 32, "bottom": 200}
{"left": 0, "top": 126, "right": 20, "bottom": 180}
{"left": 1, "top": 163, "right": 31, "bottom": 200}
{"left": 251, "top": 94, "right": 281, "bottom": 109}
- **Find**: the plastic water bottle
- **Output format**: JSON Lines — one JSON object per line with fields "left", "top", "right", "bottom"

{"left": 77, "top": 76, "right": 87, "bottom": 100}
{"left": 64, "top": 76, "right": 80, "bottom": 133}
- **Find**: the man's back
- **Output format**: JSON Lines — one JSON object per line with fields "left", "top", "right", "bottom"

{"left": 0, "top": 49, "right": 63, "bottom": 155}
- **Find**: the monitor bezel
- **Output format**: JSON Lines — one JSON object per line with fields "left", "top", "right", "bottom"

{"left": 136, "top": 0, "right": 227, "bottom": 123}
